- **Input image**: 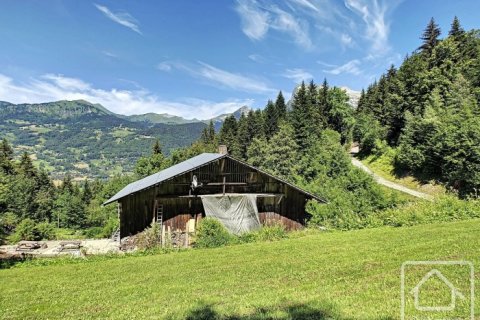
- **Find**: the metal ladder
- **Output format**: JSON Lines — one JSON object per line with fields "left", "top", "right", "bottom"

{"left": 111, "top": 228, "right": 120, "bottom": 242}
{"left": 156, "top": 205, "right": 163, "bottom": 225}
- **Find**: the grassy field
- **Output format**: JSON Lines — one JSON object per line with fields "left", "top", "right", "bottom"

{"left": 1, "top": 220, "right": 479, "bottom": 319}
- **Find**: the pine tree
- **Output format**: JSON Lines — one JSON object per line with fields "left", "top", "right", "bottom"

{"left": 274, "top": 91, "right": 287, "bottom": 120}
{"left": 419, "top": 17, "right": 441, "bottom": 54}
{"left": 0, "top": 138, "right": 14, "bottom": 174}
{"left": 264, "top": 100, "right": 277, "bottom": 138}
{"left": 82, "top": 180, "right": 93, "bottom": 205}
{"left": 61, "top": 174, "right": 75, "bottom": 194}
{"left": 449, "top": 16, "right": 464, "bottom": 37}
{"left": 246, "top": 122, "right": 299, "bottom": 181}
{"left": 318, "top": 78, "right": 330, "bottom": 127}
{"left": 152, "top": 139, "right": 162, "bottom": 155}
{"left": 234, "top": 113, "right": 250, "bottom": 160}
{"left": 207, "top": 120, "right": 216, "bottom": 142}
{"left": 219, "top": 115, "right": 238, "bottom": 153}
{"left": 290, "top": 81, "right": 311, "bottom": 150}
{"left": 18, "top": 152, "right": 36, "bottom": 178}
{"left": 0, "top": 138, "right": 13, "bottom": 160}
{"left": 307, "top": 80, "right": 323, "bottom": 136}
{"left": 252, "top": 109, "right": 265, "bottom": 139}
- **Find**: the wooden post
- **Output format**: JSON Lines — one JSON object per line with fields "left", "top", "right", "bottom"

{"left": 161, "top": 224, "right": 165, "bottom": 248}
{"left": 223, "top": 176, "right": 226, "bottom": 195}
{"left": 185, "top": 221, "right": 189, "bottom": 248}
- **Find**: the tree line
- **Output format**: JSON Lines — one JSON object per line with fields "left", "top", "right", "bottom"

{"left": 355, "top": 17, "right": 480, "bottom": 197}
{"left": 0, "top": 138, "right": 129, "bottom": 242}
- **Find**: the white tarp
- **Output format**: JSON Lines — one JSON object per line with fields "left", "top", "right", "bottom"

{"left": 200, "top": 194, "right": 260, "bottom": 235}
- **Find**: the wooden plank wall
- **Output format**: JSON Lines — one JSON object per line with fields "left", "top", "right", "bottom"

{"left": 119, "top": 157, "right": 312, "bottom": 237}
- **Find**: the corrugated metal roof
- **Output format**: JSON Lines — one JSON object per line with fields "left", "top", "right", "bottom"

{"left": 103, "top": 153, "right": 326, "bottom": 205}
{"left": 103, "top": 153, "right": 225, "bottom": 205}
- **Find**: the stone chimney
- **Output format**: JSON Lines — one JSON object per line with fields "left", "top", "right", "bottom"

{"left": 218, "top": 145, "right": 228, "bottom": 155}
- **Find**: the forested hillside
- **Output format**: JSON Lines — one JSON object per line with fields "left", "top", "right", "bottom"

{"left": 355, "top": 17, "right": 480, "bottom": 197}
{"left": 0, "top": 100, "right": 206, "bottom": 179}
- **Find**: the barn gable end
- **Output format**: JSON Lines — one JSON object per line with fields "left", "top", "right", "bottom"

{"left": 105, "top": 153, "right": 324, "bottom": 238}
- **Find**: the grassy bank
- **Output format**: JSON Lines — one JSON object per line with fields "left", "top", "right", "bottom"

{"left": 359, "top": 150, "right": 446, "bottom": 196}
{"left": 1, "top": 219, "right": 480, "bottom": 319}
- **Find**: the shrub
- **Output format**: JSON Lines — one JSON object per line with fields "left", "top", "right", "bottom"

{"left": 101, "top": 217, "right": 119, "bottom": 238}
{"left": 36, "top": 222, "right": 55, "bottom": 240}
{"left": 252, "top": 224, "right": 287, "bottom": 242}
{"left": 9, "top": 218, "right": 38, "bottom": 243}
{"left": 135, "top": 223, "right": 161, "bottom": 250}
{"left": 83, "top": 227, "right": 104, "bottom": 239}
{"left": 194, "top": 218, "right": 232, "bottom": 248}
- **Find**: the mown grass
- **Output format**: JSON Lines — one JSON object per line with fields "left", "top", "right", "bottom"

{"left": 1, "top": 219, "right": 480, "bottom": 319}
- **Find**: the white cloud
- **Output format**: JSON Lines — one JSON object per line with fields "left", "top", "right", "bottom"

{"left": 248, "top": 54, "right": 265, "bottom": 63}
{"left": 269, "top": 6, "right": 312, "bottom": 49}
{"left": 235, "top": 0, "right": 270, "bottom": 40}
{"left": 283, "top": 68, "right": 313, "bottom": 83}
{"left": 158, "top": 60, "right": 275, "bottom": 94}
{"left": 340, "top": 33, "right": 354, "bottom": 47}
{"left": 156, "top": 61, "right": 172, "bottom": 72}
{"left": 235, "top": 0, "right": 312, "bottom": 49}
{"left": 0, "top": 74, "right": 252, "bottom": 120}
{"left": 196, "top": 62, "right": 275, "bottom": 94}
{"left": 344, "top": 0, "right": 399, "bottom": 55}
{"left": 323, "top": 59, "right": 361, "bottom": 75}
{"left": 94, "top": 3, "right": 142, "bottom": 34}
{"left": 288, "top": 0, "right": 319, "bottom": 12}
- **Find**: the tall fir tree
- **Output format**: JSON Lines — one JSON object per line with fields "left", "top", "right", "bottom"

{"left": 419, "top": 17, "right": 441, "bottom": 54}
{"left": 0, "top": 139, "right": 14, "bottom": 174}
{"left": 152, "top": 139, "right": 162, "bottom": 155}
{"left": 218, "top": 115, "right": 238, "bottom": 153}
{"left": 264, "top": 100, "right": 277, "bottom": 138}
{"left": 234, "top": 113, "right": 250, "bottom": 160}
{"left": 18, "top": 152, "right": 36, "bottom": 178}
{"left": 289, "top": 81, "right": 311, "bottom": 150}
{"left": 274, "top": 91, "right": 287, "bottom": 121}
{"left": 448, "top": 16, "right": 464, "bottom": 37}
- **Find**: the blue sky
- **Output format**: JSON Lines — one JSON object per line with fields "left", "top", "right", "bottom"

{"left": 0, "top": 0, "right": 479, "bottom": 119}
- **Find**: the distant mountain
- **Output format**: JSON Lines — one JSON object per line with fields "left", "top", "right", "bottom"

{"left": 286, "top": 85, "right": 361, "bottom": 109}
{"left": 0, "top": 100, "right": 206, "bottom": 179}
{"left": 340, "top": 87, "right": 361, "bottom": 108}
{"left": 122, "top": 113, "right": 200, "bottom": 125}
{"left": 122, "top": 106, "right": 250, "bottom": 127}
{"left": 207, "top": 106, "right": 251, "bottom": 130}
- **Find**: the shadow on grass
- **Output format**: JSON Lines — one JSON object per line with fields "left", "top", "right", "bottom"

{"left": 180, "top": 302, "right": 395, "bottom": 320}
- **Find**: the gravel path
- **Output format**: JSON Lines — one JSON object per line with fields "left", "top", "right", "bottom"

{"left": 351, "top": 157, "right": 434, "bottom": 200}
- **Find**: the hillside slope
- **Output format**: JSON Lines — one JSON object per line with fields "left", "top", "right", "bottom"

{"left": 1, "top": 219, "right": 478, "bottom": 319}
{"left": 0, "top": 100, "right": 205, "bottom": 179}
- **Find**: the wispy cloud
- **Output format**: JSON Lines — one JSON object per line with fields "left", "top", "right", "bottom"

{"left": 235, "top": 0, "right": 312, "bottom": 50}
{"left": 288, "top": 0, "right": 319, "bottom": 13}
{"left": 323, "top": 59, "right": 361, "bottom": 75}
{"left": 344, "top": 0, "right": 400, "bottom": 55}
{"left": 196, "top": 62, "right": 275, "bottom": 94}
{"left": 283, "top": 68, "right": 313, "bottom": 83}
{"left": 269, "top": 6, "right": 312, "bottom": 49}
{"left": 340, "top": 33, "right": 354, "bottom": 47}
{"left": 156, "top": 61, "right": 173, "bottom": 72}
{"left": 157, "top": 60, "right": 275, "bottom": 94}
{"left": 248, "top": 54, "right": 265, "bottom": 63}
{"left": 94, "top": 3, "right": 141, "bottom": 34}
{"left": 235, "top": 0, "right": 270, "bottom": 40}
{"left": 0, "top": 73, "right": 252, "bottom": 119}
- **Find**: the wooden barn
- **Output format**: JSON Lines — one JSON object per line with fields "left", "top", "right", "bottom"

{"left": 104, "top": 148, "right": 324, "bottom": 238}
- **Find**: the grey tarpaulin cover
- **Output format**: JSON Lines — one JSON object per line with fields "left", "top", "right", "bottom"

{"left": 200, "top": 194, "right": 260, "bottom": 235}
